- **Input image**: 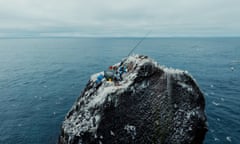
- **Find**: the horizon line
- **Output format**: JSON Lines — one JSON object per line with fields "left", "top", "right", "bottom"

{"left": 0, "top": 35, "right": 240, "bottom": 39}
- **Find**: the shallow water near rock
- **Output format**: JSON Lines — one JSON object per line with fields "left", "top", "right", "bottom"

{"left": 0, "top": 37, "right": 239, "bottom": 143}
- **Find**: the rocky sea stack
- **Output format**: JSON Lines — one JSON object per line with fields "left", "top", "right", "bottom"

{"left": 59, "top": 55, "right": 207, "bottom": 144}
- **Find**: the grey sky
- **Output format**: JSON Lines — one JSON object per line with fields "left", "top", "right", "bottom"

{"left": 0, "top": 0, "right": 239, "bottom": 37}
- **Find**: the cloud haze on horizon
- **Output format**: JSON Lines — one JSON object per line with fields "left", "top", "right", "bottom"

{"left": 0, "top": 0, "right": 239, "bottom": 37}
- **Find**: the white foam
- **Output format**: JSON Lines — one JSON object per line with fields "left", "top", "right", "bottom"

{"left": 226, "top": 136, "right": 232, "bottom": 142}
{"left": 212, "top": 101, "right": 220, "bottom": 106}
{"left": 214, "top": 137, "right": 220, "bottom": 141}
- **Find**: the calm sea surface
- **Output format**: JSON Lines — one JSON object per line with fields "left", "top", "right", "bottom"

{"left": 0, "top": 37, "right": 239, "bottom": 144}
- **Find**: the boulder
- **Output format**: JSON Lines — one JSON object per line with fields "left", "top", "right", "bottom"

{"left": 58, "top": 55, "right": 207, "bottom": 144}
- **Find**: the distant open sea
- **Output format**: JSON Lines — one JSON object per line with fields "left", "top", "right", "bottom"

{"left": 0, "top": 37, "right": 239, "bottom": 144}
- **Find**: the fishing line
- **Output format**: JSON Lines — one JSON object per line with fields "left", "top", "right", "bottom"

{"left": 127, "top": 30, "right": 152, "bottom": 57}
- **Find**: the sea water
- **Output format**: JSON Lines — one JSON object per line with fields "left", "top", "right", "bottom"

{"left": 0, "top": 37, "right": 239, "bottom": 144}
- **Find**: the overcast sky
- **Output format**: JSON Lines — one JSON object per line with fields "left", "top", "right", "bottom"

{"left": 0, "top": 0, "right": 239, "bottom": 37}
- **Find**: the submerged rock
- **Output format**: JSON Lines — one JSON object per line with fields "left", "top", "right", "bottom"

{"left": 58, "top": 55, "right": 207, "bottom": 144}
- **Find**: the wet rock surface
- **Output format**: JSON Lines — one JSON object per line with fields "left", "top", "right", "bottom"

{"left": 58, "top": 55, "right": 207, "bottom": 144}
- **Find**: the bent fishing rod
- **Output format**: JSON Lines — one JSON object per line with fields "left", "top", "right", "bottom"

{"left": 127, "top": 30, "right": 152, "bottom": 57}
{"left": 119, "top": 31, "right": 151, "bottom": 66}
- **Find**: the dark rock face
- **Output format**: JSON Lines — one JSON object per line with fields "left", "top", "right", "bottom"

{"left": 59, "top": 55, "right": 207, "bottom": 144}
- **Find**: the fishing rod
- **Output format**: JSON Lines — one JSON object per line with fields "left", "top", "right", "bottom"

{"left": 119, "top": 31, "right": 152, "bottom": 66}
{"left": 127, "top": 30, "right": 152, "bottom": 57}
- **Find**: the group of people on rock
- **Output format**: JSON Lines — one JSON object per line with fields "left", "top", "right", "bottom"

{"left": 95, "top": 64, "right": 128, "bottom": 86}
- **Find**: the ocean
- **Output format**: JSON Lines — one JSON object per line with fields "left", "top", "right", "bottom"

{"left": 0, "top": 37, "right": 239, "bottom": 144}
